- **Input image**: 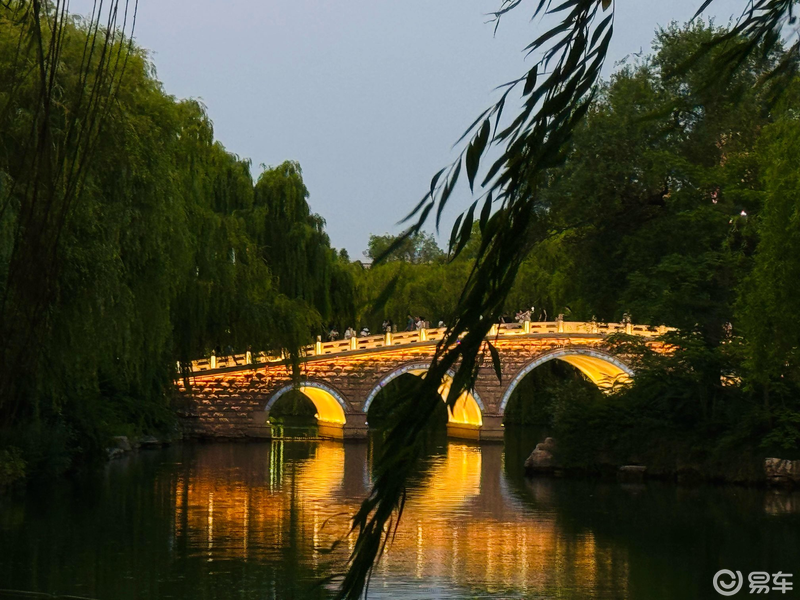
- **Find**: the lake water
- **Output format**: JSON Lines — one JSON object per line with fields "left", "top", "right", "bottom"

{"left": 1, "top": 430, "right": 798, "bottom": 599}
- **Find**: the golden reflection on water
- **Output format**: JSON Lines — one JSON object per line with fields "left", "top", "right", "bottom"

{"left": 170, "top": 440, "right": 629, "bottom": 597}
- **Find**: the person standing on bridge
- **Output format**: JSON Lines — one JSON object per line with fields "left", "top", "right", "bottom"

{"left": 405, "top": 314, "right": 415, "bottom": 331}
{"left": 225, "top": 344, "right": 237, "bottom": 365}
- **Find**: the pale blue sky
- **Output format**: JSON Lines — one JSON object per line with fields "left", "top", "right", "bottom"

{"left": 83, "top": 0, "right": 743, "bottom": 257}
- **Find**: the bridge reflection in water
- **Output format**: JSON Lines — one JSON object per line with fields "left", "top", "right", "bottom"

{"left": 173, "top": 439, "right": 629, "bottom": 597}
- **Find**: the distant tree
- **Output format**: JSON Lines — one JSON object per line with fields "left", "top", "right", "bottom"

{"left": 508, "top": 22, "right": 776, "bottom": 336}
{"left": 737, "top": 110, "right": 800, "bottom": 432}
{"left": 365, "top": 231, "right": 444, "bottom": 264}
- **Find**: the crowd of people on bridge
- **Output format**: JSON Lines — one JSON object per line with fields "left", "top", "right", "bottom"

{"left": 210, "top": 307, "right": 642, "bottom": 364}
{"left": 327, "top": 308, "right": 539, "bottom": 342}
{"left": 328, "top": 323, "right": 382, "bottom": 341}
{"left": 496, "top": 306, "right": 544, "bottom": 324}
{"left": 405, "top": 314, "right": 442, "bottom": 331}
{"left": 326, "top": 315, "right": 446, "bottom": 342}
{"left": 321, "top": 308, "right": 641, "bottom": 344}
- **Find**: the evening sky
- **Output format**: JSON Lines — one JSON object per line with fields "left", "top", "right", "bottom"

{"left": 76, "top": 0, "right": 743, "bottom": 257}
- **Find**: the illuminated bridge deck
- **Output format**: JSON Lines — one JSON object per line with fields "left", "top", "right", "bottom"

{"left": 176, "top": 320, "right": 672, "bottom": 441}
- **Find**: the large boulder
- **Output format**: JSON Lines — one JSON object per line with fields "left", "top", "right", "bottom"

{"left": 765, "top": 458, "right": 800, "bottom": 488}
{"left": 525, "top": 438, "right": 557, "bottom": 475}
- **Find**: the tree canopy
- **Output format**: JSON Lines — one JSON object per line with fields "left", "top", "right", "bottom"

{"left": 0, "top": 3, "right": 354, "bottom": 476}
{"left": 365, "top": 231, "right": 444, "bottom": 264}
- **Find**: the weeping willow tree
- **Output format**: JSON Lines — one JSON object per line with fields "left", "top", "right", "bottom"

{"left": 337, "top": 1, "right": 800, "bottom": 597}
{"left": 0, "top": 0, "right": 145, "bottom": 466}
{"left": 0, "top": 1, "right": 354, "bottom": 479}
{"left": 245, "top": 161, "right": 357, "bottom": 349}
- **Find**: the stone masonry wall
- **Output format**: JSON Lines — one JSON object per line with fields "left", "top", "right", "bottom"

{"left": 175, "top": 335, "right": 642, "bottom": 439}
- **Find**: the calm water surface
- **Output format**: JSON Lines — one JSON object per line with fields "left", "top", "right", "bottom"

{"left": 1, "top": 430, "right": 799, "bottom": 600}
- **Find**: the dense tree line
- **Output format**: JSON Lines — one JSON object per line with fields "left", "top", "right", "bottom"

{"left": 354, "top": 23, "right": 800, "bottom": 458}
{"left": 0, "top": 6, "right": 354, "bottom": 481}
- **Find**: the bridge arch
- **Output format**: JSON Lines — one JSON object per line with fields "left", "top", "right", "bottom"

{"left": 364, "top": 362, "right": 485, "bottom": 427}
{"left": 498, "top": 347, "right": 634, "bottom": 415}
{"left": 266, "top": 381, "right": 348, "bottom": 425}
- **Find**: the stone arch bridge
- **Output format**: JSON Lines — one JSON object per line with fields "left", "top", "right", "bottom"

{"left": 176, "top": 320, "right": 671, "bottom": 441}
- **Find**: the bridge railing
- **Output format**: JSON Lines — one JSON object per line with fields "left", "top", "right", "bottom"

{"left": 186, "top": 321, "right": 672, "bottom": 374}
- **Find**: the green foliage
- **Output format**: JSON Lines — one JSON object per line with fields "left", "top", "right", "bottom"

{"left": 738, "top": 113, "right": 800, "bottom": 386}
{"left": 503, "top": 361, "right": 602, "bottom": 426}
{"left": 366, "top": 373, "right": 448, "bottom": 428}
{"left": 511, "top": 24, "right": 800, "bottom": 459}
{"left": 366, "top": 231, "right": 444, "bottom": 264}
{"left": 549, "top": 333, "right": 779, "bottom": 477}
{"left": 0, "top": 5, "right": 354, "bottom": 479}
{"left": 733, "top": 111, "right": 800, "bottom": 448}
{"left": 0, "top": 447, "right": 26, "bottom": 488}
{"left": 514, "top": 22, "right": 776, "bottom": 333}
{"left": 355, "top": 259, "right": 472, "bottom": 330}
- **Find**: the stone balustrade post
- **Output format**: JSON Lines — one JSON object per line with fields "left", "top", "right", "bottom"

{"left": 350, "top": 336, "right": 358, "bottom": 350}
{"left": 315, "top": 335, "right": 322, "bottom": 355}
{"left": 523, "top": 320, "right": 531, "bottom": 334}
{"left": 385, "top": 331, "right": 392, "bottom": 346}
{"left": 557, "top": 314, "right": 564, "bottom": 333}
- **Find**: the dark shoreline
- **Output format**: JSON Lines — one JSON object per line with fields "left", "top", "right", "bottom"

{"left": 524, "top": 459, "right": 800, "bottom": 490}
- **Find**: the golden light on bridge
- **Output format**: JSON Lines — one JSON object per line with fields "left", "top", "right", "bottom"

{"left": 558, "top": 354, "right": 632, "bottom": 388}
{"left": 180, "top": 320, "right": 675, "bottom": 442}
{"left": 296, "top": 385, "right": 347, "bottom": 425}
{"left": 438, "top": 382, "right": 483, "bottom": 427}
{"left": 408, "top": 368, "right": 484, "bottom": 428}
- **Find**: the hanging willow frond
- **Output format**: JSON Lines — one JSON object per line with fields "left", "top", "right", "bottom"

{"left": 0, "top": 1, "right": 138, "bottom": 424}
{"left": 679, "top": 0, "right": 800, "bottom": 94}
{"left": 338, "top": 0, "right": 800, "bottom": 598}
